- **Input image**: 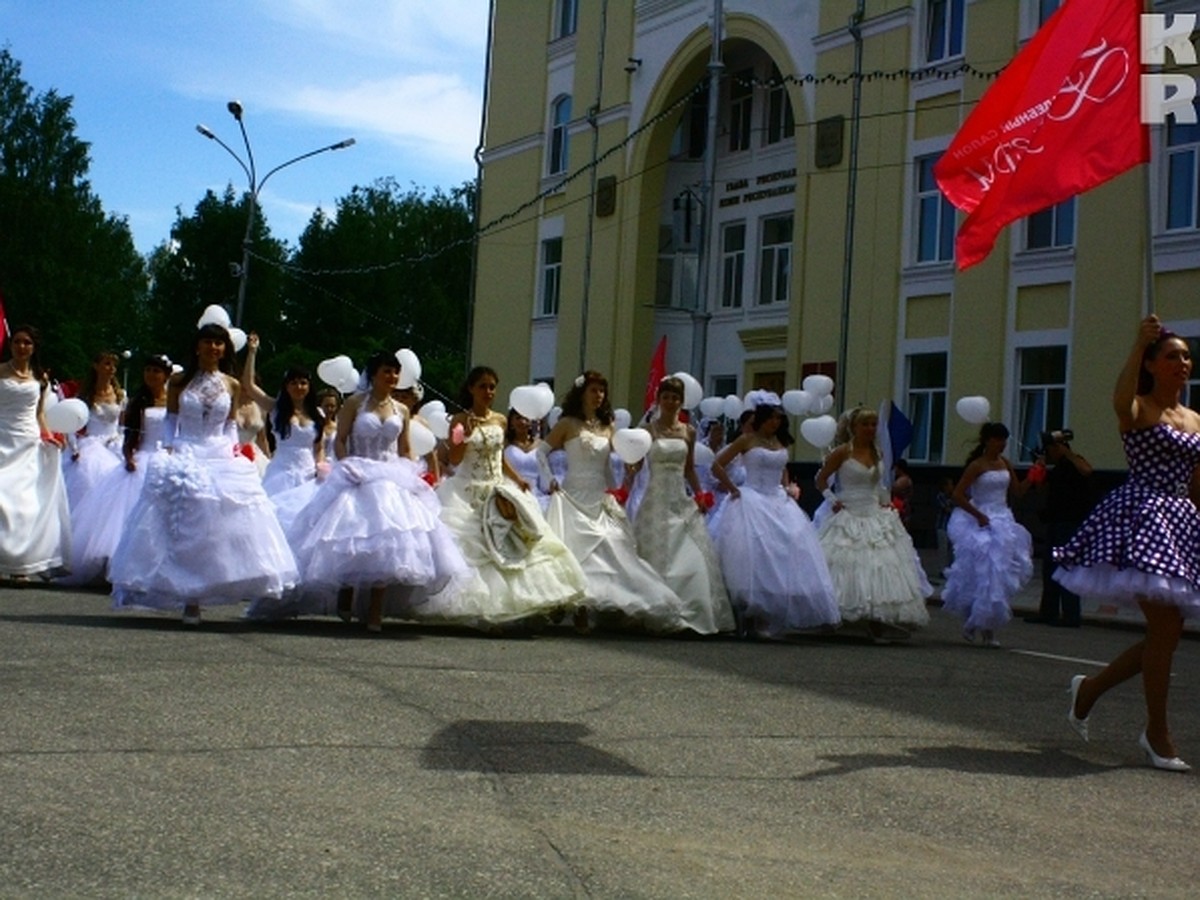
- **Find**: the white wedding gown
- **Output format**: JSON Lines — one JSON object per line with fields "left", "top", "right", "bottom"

{"left": 62, "top": 400, "right": 122, "bottom": 510}
{"left": 546, "top": 430, "right": 686, "bottom": 632}
{"left": 631, "top": 437, "right": 735, "bottom": 634}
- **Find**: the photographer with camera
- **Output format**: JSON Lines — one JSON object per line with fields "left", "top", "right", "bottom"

{"left": 1024, "top": 428, "right": 1093, "bottom": 628}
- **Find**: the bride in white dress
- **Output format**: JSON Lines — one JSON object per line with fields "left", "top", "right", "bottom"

{"left": 0, "top": 324, "right": 70, "bottom": 580}
{"left": 626, "top": 377, "right": 734, "bottom": 635}
{"left": 538, "top": 370, "right": 686, "bottom": 633}
{"left": 61, "top": 351, "right": 123, "bottom": 510}
{"left": 420, "top": 366, "right": 584, "bottom": 629}
{"left": 711, "top": 392, "right": 840, "bottom": 639}
{"left": 815, "top": 406, "right": 930, "bottom": 641}
{"left": 109, "top": 324, "right": 298, "bottom": 625}
{"left": 256, "top": 351, "right": 472, "bottom": 631}
{"left": 64, "top": 354, "right": 172, "bottom": 585}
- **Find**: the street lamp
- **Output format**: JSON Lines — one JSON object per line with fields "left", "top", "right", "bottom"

{"left": 196, "top": 100, "right": 355, "bottom": 326}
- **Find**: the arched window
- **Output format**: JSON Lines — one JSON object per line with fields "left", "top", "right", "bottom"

{"left": 549, "top": 95, "right": 572, "bottom": 175}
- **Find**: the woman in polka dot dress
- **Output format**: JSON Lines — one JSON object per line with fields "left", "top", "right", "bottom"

{"left": 1054, "top": 316, "right": 1200, "bottom": 772}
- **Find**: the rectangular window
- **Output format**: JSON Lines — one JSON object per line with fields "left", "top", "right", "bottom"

{"left": 539, "top": 238, "right": 563, "bottom": 317}
{"left": 729, "top": 70, "right": 754, "bottom": 153}
{"left": 1037, "top": 0, "right": 1060, "bottom": 27}
{"left": 720, "top": 222, "right": 746, "bottom": 309}
{"left": 549, "top": 96, "right": 572, "bottom": 176}
{"left": 765, "top": 67, "right": 795, "bottom": 146}
{"left": 926, "top": 0, "right": 965, "bottom": 62}
{"left": 1026, "top": 198, "right": 1075, "bottom": 250}
{"left": 757, "top": 214, "right": 793, "bottom": 306}
{"left": 916, "top": 155, "right": 956, "bottom": 263}
{"left": 555, "top": 0, "right": 577, "bottom": 39}
{"left": 905, "top": 352, "right": 947, "bottom": 464}
{"left": 1017, "top": 345, "right": 1067, "bottom": 462}
{"left": 1166, "top": 102, "right": 1200, "bottom": 231}
{"left": 711, "top": 375, "right": 737, "bottom": 399}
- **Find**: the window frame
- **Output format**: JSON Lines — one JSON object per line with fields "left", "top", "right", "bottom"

{"left": 914, "top": 154, "right": 956, "bottom": 264}
{"left": 554, "top": 0, "right": 578, "bottom": 40}
{"left": 1024, "top": 197, "right": 1076, "bottom": 251}
{"left": 720, "top": 221, "right": 746, "bottom": 310}
{"left": 904, "top": 351, "right": 948, "bottom": 465}
{"left": 548, "top": 95, "right": 572, "bottom": 176}
{"left": 925, "top": 0, "right": 966, "bottom": 64}
{"left": 728, "top": 69, "right": 754, "bottom": 154}
{"left": 1015, "top": 344, "right": 1069, "bottom": 463}
{"left": 538, "top": 237, "right": 564, "bottom": 318}
{"left": 1165, "top": 101, "right": 1200, "bottom": 232}
{"left": 757, "top": 213, "right": 794, "bottom": 306}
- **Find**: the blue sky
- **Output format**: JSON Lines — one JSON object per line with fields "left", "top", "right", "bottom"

{"left": 2, "top": 0, "right": 489, "bottom": 253}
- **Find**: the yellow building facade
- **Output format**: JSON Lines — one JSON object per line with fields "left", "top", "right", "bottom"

{"left": 472, "top": 0, "right": 1200, "bottom": 470}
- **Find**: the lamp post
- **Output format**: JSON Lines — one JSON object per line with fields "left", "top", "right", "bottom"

{"left": 196, "top": 100, "right": 355, "bottom": 327}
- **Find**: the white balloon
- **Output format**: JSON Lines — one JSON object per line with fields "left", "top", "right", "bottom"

{"left": 698, "top": 396, "right": 725, "bottom": 418}
{"left": 227, "top": 327, "right": 247, "bottom": 353}
{"left": 613, "top": 408, "right": 632, "bottom": 429}
{"left": 510, "top": 384, "right": 554, "bottom": 421}
{"left": 692, "top": 443, "right": 715, "bottom": 466}
{"left": 547, "top": 406, "right": 562, "bottom": 428}
{"left": 336, "top": 371, "right": 360, "bottom": 395}
{"left": 317, "top": 356, "right": 354, "bottom": 390}
{"left": 800, "top": 414, "right": 839, "bottom": 449}
{"left": 722, "top": 394, "right": 743, "bottom": 419}
{"left": 818, "top": 394, "right": 835, "bottom": 413}
{"left": 196, "top": 304, "right": 232, "bottom": 330}
{"left": 44, "top": 397, "right": 88, "bottom": 434}
{"left": 612, "top": 427, "right": 652, "bottom": 464}
{"left": 425, "top": 412, "right": 450, "bottom": 441}
{"left": 421, "top": 400, "right": 446, "bottom": 417}
{"left": 802, "top": 374, "right": 835, "bottom": 397}
{"left": 782, "top": 389, "right": 813, "bottom": 416}
{"left": 394, "top": 349, "right": 422, "bottom": 389}
{"left": 408, "top": 419, "right": 436, "bottom": 457}
{"left": 670, "top": 371, "right": 703, "bottom": 409}
{"left": 955, "top": 395, "right": 991, "bottom": 425}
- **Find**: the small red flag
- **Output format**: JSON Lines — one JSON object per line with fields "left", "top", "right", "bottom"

{"left": 642, "top": 335, "right": 667, "bottom": 414}
{"left": 934, "top": 0, "right": 1148, "bottom": 270}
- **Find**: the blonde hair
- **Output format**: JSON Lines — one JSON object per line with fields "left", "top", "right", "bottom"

{"left": 834, "top": 405, "right": 877, "bottom": 446}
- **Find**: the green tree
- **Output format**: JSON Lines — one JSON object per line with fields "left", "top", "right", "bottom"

{"left": 280, "top": 178, "right": 476, "bottom": 403}
{"left": 144, "top": 185, "right": 287, "bottom": 367}
{"left": 0, "top": 48, "right": 146, "bottom": 381}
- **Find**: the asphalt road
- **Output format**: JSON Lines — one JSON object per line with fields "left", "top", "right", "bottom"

{"left": 1, "top": 585, "right": 1196, "bottom": 898}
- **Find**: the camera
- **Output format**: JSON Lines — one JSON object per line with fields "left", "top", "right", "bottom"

{"left": 1038, "top": 428, "right": 1074, "bottom": 454}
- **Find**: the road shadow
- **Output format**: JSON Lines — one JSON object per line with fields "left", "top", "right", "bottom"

{"left": 793, "top": 744, "right": 1123, "bottom": 782}
{"left": 422, "top": 719, "right": 646, "bottom": 776}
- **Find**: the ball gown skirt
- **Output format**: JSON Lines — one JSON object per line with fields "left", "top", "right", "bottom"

{"left": 261, "top": 422, "right": 322, "bottom": 533}
{"left": 941, "top": 469, "right": 1033, "bottom": 631}
{"left": 61, "top": 401, "right": 123, "bottom": 510}
{"left": 631, "top": 437, "right": 735, "bottom": 634}
{"left": 417, "top": 424, "right": 584, "bottom": 626}
{"left": 62, "top": 407, "right": 170, "bottom": 585}
{"left": 546, "top": 431, "right": 687, "bottom": 633}
{"left": 1054, "top": 425, "right": 1200, "bottom": 616}
{"left": 110, "top": 373, "right": 298, "bottom": 611}
{"left": 248, "top": 408, "right": 473, "bottom": 620}
{"left": 714, "top": 446, "right": 840, "bottom": 638}
{"left": 0, "top": 378, "right": 70, "bottom": 577}
{"left": 818, "top": 459, "right": 930, "bottom": 629}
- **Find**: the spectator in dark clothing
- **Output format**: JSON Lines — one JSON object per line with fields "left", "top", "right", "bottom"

{"left": 1025, "top": 430, "right": 1093, "bottom": 627}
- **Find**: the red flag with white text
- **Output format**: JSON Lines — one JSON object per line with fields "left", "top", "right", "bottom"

{"left": 934, "top": 0, "right": 1148, "bottom": 270}
{"left": 642, "top": 335, "right": 667, "bottom": 414}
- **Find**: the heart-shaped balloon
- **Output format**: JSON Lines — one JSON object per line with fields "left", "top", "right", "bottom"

{"left": 394, "top": 348, "right": 422, "bottom": 389}
{"left": 799, "top": 414, "right": 838, "bottom": 449}
{"left": 196, "top": 304, "right": 232, "bottom": 330}
{"left": 612, "top": 427, "right": 652, "bottom": 464}
{"left": 802, "top": 374, "right": 835, "bottom": 397}
{"left": 317, "top": 356, "right": 354, "bottom": 390}
{"left": 510, "top": 384, "right": 554, "bottom": 421}
{"left": 613, "top": 408, "right": 632, "bottom": 430}
{"left": 44, "top": 397, "right": 89, "bottom": 434}
{"left": 698, "top": 396, "right": 725, "bottom": 418}
{"left": 782, "top": 389, "right": 813, "bottom": 416}
{"left": 955, "top": 395, "right": 991, "bottom": 425}
{"left": 227, "top": 327, "right": 247, "bottom": 353}
{"left": 408, "top": 419, "right": 436, "bottom": 457}
{"left": 670, "top": 371, "right": 703, "bottom": 409}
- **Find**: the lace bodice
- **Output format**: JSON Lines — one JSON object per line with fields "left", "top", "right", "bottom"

{"left": 967, "top": 469, "right": 1013, "bottom": 511}
{"left": 835, "top": 458, "right": 888, "bottom": 513}
{"left": 137, "top": 407, "right": 170, "bottom": 451}
{"left": 454, "top": 423, "right": 506, "bottom": 486}
{"left": 177, "top": 372, "right": 233, "bottom": 447}
{"left": 86, "top": 402, "right": 122, "bottom": 442}
{"left": 562, "top": 430, "right": 613, "bottom": 504}
{"left": 741, "top": 446, "right": 788, "bottom": 493}
{"left": 1124, "top": 425, "right": 1200, "bottom": 496}
{"left": 349, "top": 409, "right": 404, "bottom": 461}
{"left": 642, "top": 438, "right": 691, "bottom": 511}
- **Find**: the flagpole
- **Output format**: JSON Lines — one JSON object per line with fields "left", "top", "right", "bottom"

{"left": 1143, "top": 156, "right": 1155, "bottom": 317}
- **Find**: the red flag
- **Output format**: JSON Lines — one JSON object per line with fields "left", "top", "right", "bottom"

{"left": 642, "top": 335, "right": 667, "bottom": 414}
{"left": 934, "top": 0, "right": 1148, "bottom": 270}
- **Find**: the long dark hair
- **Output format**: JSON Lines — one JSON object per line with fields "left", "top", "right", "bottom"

{"left": 273, "top": 367, "right": 324, "bottom": 442}
{"left": 752, "top": 402, "right": 794, "bottom": 447}
{"left": 560, "top": 370, "right": 613, "bottom": 425}
{"left": 1137, "top": 329, "right": 1186, "bottom": 396}
{"left": 506, "top": 408, "right": 538, "bottom": 445}
{"left": 2, "top": 324, "right": 45, "bottom": 380}
{"left": 123, "top": 354, "right": 172, "bottom": 456}
{"left": 966, "top": 421, "right": 1009, "bottom": 464}
{"left": 458, "top": 365, "right": 499, "bottom": 412}
{"left": 79, "top": 350, "right": 124, "bottom": 406}
{"left": 179, "top": 323, "right": 234, "bottom": 384}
